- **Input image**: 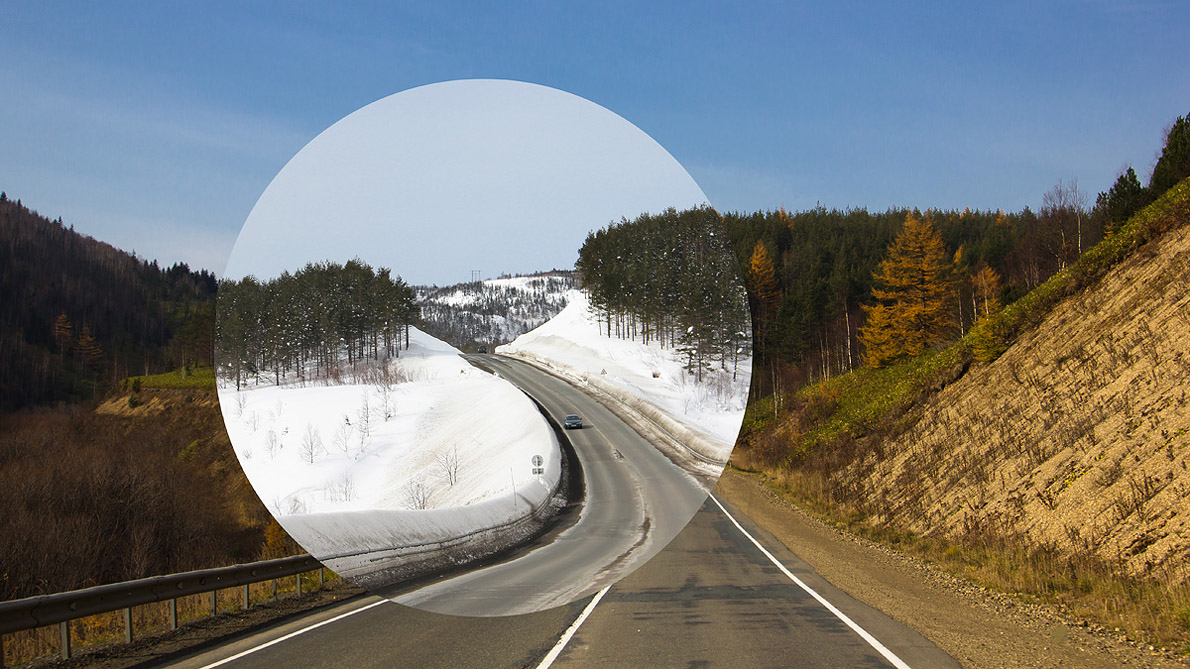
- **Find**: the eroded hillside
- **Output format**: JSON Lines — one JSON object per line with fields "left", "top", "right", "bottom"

{"left": 843, "top": 215, "right": 1190, "bottom": 581}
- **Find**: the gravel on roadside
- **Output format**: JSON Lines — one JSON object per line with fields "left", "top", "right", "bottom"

{"left": 715, "top": 468, "right": 1190, "bottom": 668}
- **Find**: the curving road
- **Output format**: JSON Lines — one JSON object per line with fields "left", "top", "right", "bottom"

{"left": 146, "top": 355, "right": 959, "bottom": 667}
{"left": 159, "top": 491, "right": 958, "bottom": 668}
{"left": 380, "top": 354, "right": 709, "bottom": 616}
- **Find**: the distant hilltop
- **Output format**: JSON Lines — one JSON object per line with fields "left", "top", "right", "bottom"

{"left": 415, "top": 271, "right": 579, "bottom": 352}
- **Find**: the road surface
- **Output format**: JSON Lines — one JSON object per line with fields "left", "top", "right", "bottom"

{"left": 154, "top": 355, "right": 957, "bottom": 667}
{"left": 381, "top": 354, "right": 709, "bottom": 616}
{"left": 161, "top": 493, "right": 957, "bottom": 668}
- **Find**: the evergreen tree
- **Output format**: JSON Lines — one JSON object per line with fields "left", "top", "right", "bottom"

{"left": 575, "top": 206, "right": 750, "bottom": 377}
{"left": 1096, "top": 167, "right": 1149, "bottom": 235}
{"left": 859, "top": 213, "right": 953, "bottom": 367}
{"left": 1150, "top": 113, "right": 1190, "bottom": 196}
{"left": 214, "top": 260, "right": 418, "bottom": 387}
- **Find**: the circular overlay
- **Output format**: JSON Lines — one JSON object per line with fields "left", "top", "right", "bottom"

{"left": 216, "top": 79, "right": 752, "bottom": 616}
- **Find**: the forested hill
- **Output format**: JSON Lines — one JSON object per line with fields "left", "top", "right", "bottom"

{"left": 727, "top": 110, "right": 1188, "bottom": 397}
{"left": 0, "top": 193, "right": 218, "bottom": 409}
{"left": 416, "top": 271, "right": 577, "bottom": 351}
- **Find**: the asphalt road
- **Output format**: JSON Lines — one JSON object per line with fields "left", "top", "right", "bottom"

{"left": 155, "top": 356, "right": 958, "bottom": 668}
{"left": 380, "top": 354, "right": 710, "bottom": 616}
{"left": 161, "top": 494, "right": 958, "bottom": 668}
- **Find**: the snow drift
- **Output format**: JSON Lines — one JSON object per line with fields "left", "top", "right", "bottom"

{"left": 218, "top": 326, "right": 562, "bottom": 567}
{"left": 498, "top": 291, "right": 750, "bottom": 463}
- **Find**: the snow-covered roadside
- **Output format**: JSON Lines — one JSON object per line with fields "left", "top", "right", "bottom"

{"left": 497, "top": 291, "right": 750, "bottom": 463}
{"left": 217, "top": 327, "right": 561, "bottom": 547}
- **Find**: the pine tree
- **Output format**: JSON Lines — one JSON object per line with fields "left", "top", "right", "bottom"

{"left": 859, "top": 213, "right": 953, "bottom": 367}
{"left": 1096, "top": 167, "right": 1148, "bottom": 235}
{"left": 1150, "top": 113, "right": 1190, "bottom": 196}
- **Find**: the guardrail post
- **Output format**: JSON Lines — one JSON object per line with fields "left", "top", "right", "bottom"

{"left": 319, "top": 568, "right": 324, "bottom": 588}
{"left": 296, "top": 572, "right": 303, "bottom": 596}
{"left": 0, "top": 554, "right": 320, "bottom": 664}
{"left": 59, "top": 621, "right": 71, "bottom": 660}
{"left": 242, "top": 584, "right": 249, "bottom": 610}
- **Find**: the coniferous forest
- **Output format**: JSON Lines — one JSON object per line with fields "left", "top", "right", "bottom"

{"left": 724, "top": 109, "right": 1189, "bottom": 396}
{"left": 0, "top": 194, "right": 217, "bottom": 410}
{"left": 215, "top": 260, "right": 418, "bottom": 389}
{"left": 575, "top": 206, "right": 752, "bottom": 381}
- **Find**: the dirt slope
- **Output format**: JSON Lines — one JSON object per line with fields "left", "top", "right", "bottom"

{"left": 844, "top": 220, "right": 1190, "bottom": 581}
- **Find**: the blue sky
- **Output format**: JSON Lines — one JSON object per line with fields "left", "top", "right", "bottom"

{"left": 223, "top": 80, "right": 709, "bottom": 284}
{"left": 1, "top": 1, "right": 1187, "bottom": 281}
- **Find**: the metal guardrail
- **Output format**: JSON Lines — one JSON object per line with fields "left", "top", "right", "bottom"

{"left": 0, "top": 554, "right": 323, "bottom": 663}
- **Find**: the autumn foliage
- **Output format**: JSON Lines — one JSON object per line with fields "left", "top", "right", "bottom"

{"left": 748, "top": 240, "right": 779, "bottom": 348}
{"left": 859, "top": 213, "right": 954, "bottom": 367}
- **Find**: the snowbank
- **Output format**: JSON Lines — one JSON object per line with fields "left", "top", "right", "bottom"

{"left": 498, "top": 291, "right": 750, "bottom": 462}
{"left": 218, "top": 327, "right": 561, "bottom": 549}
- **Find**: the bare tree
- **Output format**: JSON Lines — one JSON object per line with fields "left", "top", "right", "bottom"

{"left": 300, "top": 423, "right": 323, "bottom": 464}
{"left": 325, "top": 474, "right": 356, "bottom": 503}
{"left": 1041, "top": 179, "right": 1088, "bottom": 269}
{"left": 405, "top": 479, "right": 429, "bottom": 510}
{"left": 436, "top": 445, "right": 460, "bottom": 486}
{"left": 374, "top": 375, "right": 396, "bottom": 422}
{"left": 265, "top": 430, "right": 280, "bottom": 459}
{"left": 356, "top": 394, "right": 372, "bottom": 439}
{"left": 332, "top": 421, "right": 353, "bottom": 455}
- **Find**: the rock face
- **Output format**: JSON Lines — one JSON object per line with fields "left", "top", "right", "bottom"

{"left": 850, "top": 221, "right": 1190, "bottom": 581}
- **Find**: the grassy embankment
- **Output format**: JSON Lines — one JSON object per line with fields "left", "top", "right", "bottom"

{"left": 733, "top": 178, "right": 1190, "bottom": 652}
{"left": 123, "top": 364, "right": 217, "bottom": 390}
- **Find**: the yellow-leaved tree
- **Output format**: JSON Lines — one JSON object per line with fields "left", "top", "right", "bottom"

{"left": 972, "top": 264, "right": 1002, "bottom": 319}
{"left": 748, "top": 240, "right": 779, "bottom": 346}
{"left": 860, "top": 213, "right": 954, "bottom": 367}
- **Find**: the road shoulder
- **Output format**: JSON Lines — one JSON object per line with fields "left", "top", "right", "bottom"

{"left": 714, "top": 469, "right": 1189, "bottom": 668}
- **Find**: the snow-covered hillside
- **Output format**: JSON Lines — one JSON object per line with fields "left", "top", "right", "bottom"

{"left": 416, "top": 272, "right": 576, "bottom": 350}
{"left": 217, "top": 327, "right": 561, "bottom": 523}
{"left": 498, "top": 291, "right": 750, "bottom": 462}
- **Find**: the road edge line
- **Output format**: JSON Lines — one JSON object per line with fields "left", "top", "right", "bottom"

{"left": 196, "top": 598, "right": 388, "bottom": 668}
{"left": 536, "top": 586, "right": 610, "bottom": 669}
{"left": 709, "top": 493, "right": 913, "bottom": 669}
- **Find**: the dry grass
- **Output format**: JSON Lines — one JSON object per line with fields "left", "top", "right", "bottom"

{"left": 760, "top": 467, "right": 1190, "bottom": 652}
{"left": 1, "top": 570, "right": 337, "bottom": 666}
{"left": 733, "top": 179, "right": 1190, "bottom": 652}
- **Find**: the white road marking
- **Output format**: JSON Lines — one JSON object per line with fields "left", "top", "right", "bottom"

{"left": 535, "top": 586, "right": 611, "bottom": 668}
{"left": 709, "top": 493, "right": 913, "bottom": 669}
{"left": 196, "top": 599, "right": 388, "bottom": 668}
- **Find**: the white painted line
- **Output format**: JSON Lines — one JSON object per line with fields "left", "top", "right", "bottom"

{"left": 709, "top": 493, "right": 913, "bottom": 669}
{"left": 536, "top": 586, "right": 611, "bottom": 669}
{"left": 197, "top": 598, "right": 388, "bottom": 668}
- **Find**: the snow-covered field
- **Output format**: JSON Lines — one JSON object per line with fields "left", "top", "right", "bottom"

{"left": 218, "top": 328, "right": 560, "bottom": 535}
{"left": 498, "top": 291, "right": 751, "bottom": 462}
